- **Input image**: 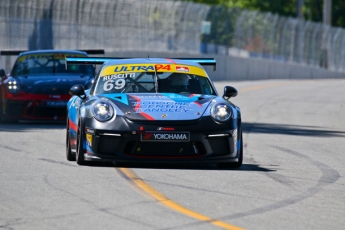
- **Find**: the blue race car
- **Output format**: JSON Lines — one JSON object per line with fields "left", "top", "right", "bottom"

{"left": 0, "top": 49, "right": 103, "bottom": 122}
{"left": 65, "top": 57, "right": 243, "bottom": 168}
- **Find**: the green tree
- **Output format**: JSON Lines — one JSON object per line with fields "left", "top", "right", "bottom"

{"left": 188, "top": 0, "right": 345, "bottom": 28}
{"left": 304, "top": 0, "right": 345, "bottom": 28}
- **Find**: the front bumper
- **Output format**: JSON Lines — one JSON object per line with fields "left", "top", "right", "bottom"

{"left": 83, "top": 152, "right": 241, "bottom": 164}
{"left": 2, "top": 94, "right": 70, "bottom": 121}
{"left": 69, "top": 112, "right": 242, "bottom": 164}
{"left": 82, "top": 129, "right": 241, "bottom": 164}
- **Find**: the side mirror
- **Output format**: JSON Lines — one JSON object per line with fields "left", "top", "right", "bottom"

{"left": 223, "top": 86, "right": 238, "bottom": 99}
{"left": 0, "top": 69, "right": 6, "bottom": 80}
{"left": 69, "top": 84, "right": 86, "bottom": 98}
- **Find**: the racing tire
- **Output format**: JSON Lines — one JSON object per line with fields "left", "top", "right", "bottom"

{"left": 66, "top": 119, "right": 76, "bottom": 161}
{"left": 218, "top": 131, "right": 243, "bottom": 169}
{"left": 76, "top": 120, "right": 86, "bottom": 165}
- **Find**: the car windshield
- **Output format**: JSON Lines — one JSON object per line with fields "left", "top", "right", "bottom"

{"left": 94, "top": 71, "right": 216, "bottom": 95}
{"left": 11, "top": 53, "right": 94, "bottom": 77}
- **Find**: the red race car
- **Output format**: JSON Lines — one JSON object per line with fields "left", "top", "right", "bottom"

{"left": 0, "top": 49, "right": 103, "bottom": 122}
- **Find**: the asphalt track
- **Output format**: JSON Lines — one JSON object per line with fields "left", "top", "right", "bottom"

{"left": 0, "top": 79, "right": 344, "bottom": 230}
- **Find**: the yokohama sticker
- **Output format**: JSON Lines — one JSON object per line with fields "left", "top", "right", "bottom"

{"left": 141, "top": 132, "right": 190, "bottom": 142}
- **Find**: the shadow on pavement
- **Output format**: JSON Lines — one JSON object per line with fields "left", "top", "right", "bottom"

{"left": 80, "top": 162, "right": 276, "bottom": 172}
{"left": 39, "top": 157, "right": 276, "bottom": 172}
{"left": 242, "top": 122, "right": 345, "bottom": 137}
{"left": 0, "top": 121, "right": 65, "bottom": 132}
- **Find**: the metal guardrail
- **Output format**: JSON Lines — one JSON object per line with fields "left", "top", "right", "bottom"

{"left": 1, "top": 0, "right": 345, "bottom": 73}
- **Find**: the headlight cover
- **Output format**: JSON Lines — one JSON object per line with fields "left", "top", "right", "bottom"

{"left": 92, "top": 100, "right": 114, "bottom": 122}
{"left": 211, "top": 103, "right": 232, "bottom": 122}
{"left": 6, "top": 80, "right": 21, "bottom": 94}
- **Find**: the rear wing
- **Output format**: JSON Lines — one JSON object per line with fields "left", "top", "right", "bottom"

{"left": 65, "top": 57, "right": 217, "bottom": 70}
{"left": 0, "top": 49, "right": 105, "bottom": 56}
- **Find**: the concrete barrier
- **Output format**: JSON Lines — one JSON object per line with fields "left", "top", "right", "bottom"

{"left": 1, "top": 50, "right": 344, "bottom": 80}
{"left": 106, "top": 51, "right": 345, "bottom": 81}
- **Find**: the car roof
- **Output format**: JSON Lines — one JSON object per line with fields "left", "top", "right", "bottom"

{"left": 104, "top": 58, "right": 203, "bottom": 68}
{"left": 18, "top": 49, "right": 87, "bottom": 56}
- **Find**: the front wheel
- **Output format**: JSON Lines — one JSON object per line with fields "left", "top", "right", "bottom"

{"left": 76, "top": 120, "right": 86, "bottom": 165}
{"left": 218, "top": 131, "right": 243, "bottom": 169}
{"left": 66, "top": 119, "right": 76, "bottom": 161}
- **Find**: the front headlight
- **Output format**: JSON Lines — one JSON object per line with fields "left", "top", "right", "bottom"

{"left": 211, "top": 103, "right": 232, "bottom": 122}
{"left": 92, "top": 100, "right": 114, "bottom": 122}
{"left": 6, "top": 80, "right": 21, "bottom": 94}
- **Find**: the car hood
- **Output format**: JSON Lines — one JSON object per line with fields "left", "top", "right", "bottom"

{"left": 98, "top": 93, "right": 217, "bottom": 121}
{"left": 16, "top": 75, "right": 92, "bottom": 94}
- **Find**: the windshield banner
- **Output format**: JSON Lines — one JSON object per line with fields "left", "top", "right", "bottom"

{"left": 100, "top": 64, "right": 207, "bottom": 77}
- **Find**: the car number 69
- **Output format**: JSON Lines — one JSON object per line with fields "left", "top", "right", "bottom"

{"left": 104, "top": 79, "right": 126, "bottom": 91}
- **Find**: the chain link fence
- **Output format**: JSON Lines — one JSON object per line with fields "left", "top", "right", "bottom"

{"left": 205, "top": 6, "right": 345, "bottom": 72}
{"left": 0, "top": 0, "right": 209, "bottom": 53}
{"left": 1, "top": 0, "right": 345, "bottom": 73}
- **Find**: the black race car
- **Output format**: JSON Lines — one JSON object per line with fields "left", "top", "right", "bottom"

{"left": 66, "top": 57, "right": 243, "bottom": 168}
{"left": 0, "top": 49, "right": 103, "bottom": 122}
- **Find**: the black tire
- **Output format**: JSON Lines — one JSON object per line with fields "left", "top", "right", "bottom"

{"left": 218, "top": 131, "right": 243, "bottom": 169}
{"left": 75, "top": 120, "right": 86, "bottom": 165}
{"left": 66, "top": 119, "right": 76, "bottom": 161}
{"left": 231, "top": 131, "right": 243, "bottom": 168}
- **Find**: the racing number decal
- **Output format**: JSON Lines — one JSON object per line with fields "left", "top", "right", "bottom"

{"left": 102, "top": 73, "right": 135, "bottom": 91}
{"left": 104, "top": 79, "right": 126, "bottom": 91}
{"left": 155, "top": 64, "right": 171, "bottom": 71}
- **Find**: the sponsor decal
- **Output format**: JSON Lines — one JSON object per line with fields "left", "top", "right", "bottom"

{"left": 102, "top": 73, "right": 135, "bottom": 81}
{"left": 114, "top": 64, "right": 171, "bottom": 72}
{"left": 133, "top": 101, "right": 190, "bottom": 106}
{"left": 141, "top": 132, "right": 189, "bottom": 142}
{"left": 132, "top": 101, "right": 194, "bottom": 113}
{"left": 86, "top": 134, "right": 92, "bottom": 147}
{"left": 133, "top": 95, "right": 168, "bottom": 99}
{"left": 129, "top": 95, "right": 155, "bottom": 120}
{"left": 100, "top": 64, "right": 208, "bottom": 77}
{"left": 45, "top": 101, "right": 68, "bottom": 107}
{"left": 176, "top": 66, "right": 190, "bottom": 72}
{"left": 24, "top": 54, "right": 65, "bottom": 60}
{"left": 157, "top": 127, "right": 175, "bottom": 131}
{"left": 18, "top": 53, "right": 85, "bottom": 62}
{"left": 102, "top": 73, "right": 136, "bottom": 91}
{"left": 85, "top": 127, "right": 95, "bottom": 134}
{"left": 155, "top": 64, "right": 171, "bottom": 71}
{"left": 162, "top": 94, "right": 200, "bottom": 100}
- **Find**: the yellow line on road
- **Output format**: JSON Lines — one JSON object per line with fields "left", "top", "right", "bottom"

{"left": 115, "top": 81, "right": 292, "bottom": 229}
{"left": 118, "top": 168, "right": 244, "bottom": 230}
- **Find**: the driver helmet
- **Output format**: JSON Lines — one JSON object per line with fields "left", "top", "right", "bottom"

{"left": 68, "top": 65, "right": 78, "bottom": 71}
{"left": 169, "top": 73, "right": 189, "bottom": 87}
